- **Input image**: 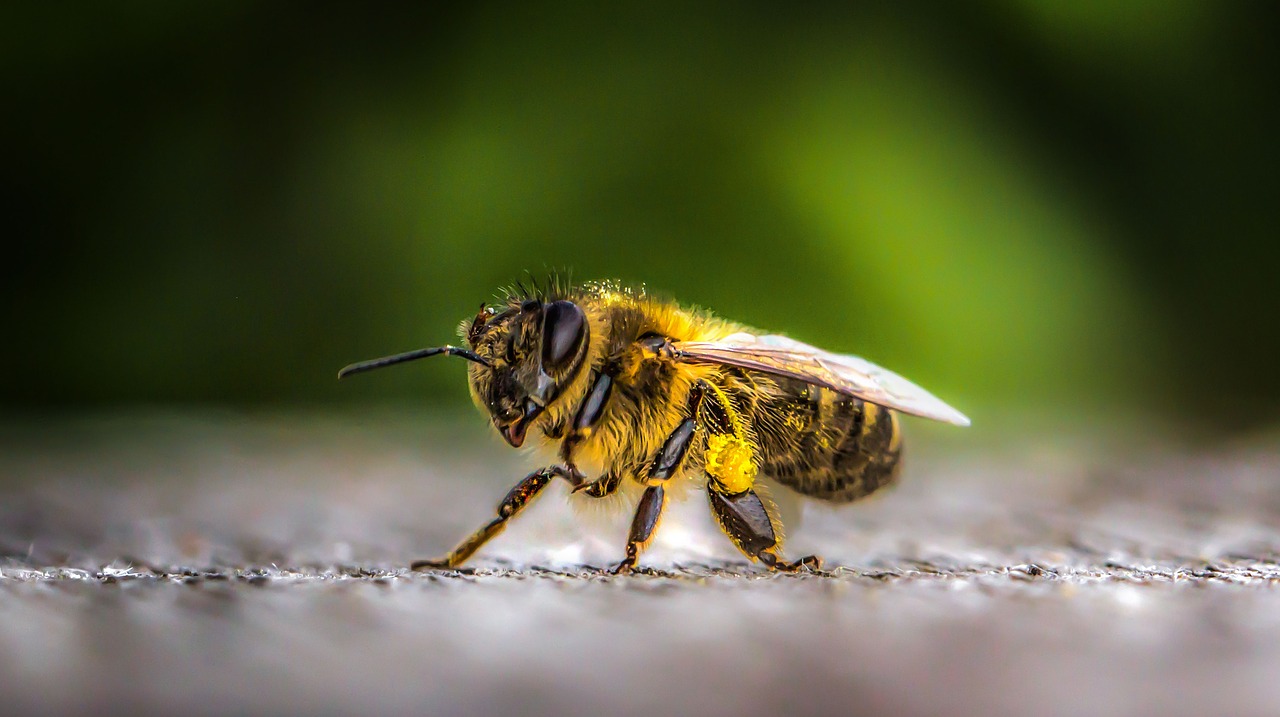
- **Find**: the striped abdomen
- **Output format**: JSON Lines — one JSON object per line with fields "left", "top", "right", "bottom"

{"left": 737, "top": 373, "right": 903, "bottom": 503}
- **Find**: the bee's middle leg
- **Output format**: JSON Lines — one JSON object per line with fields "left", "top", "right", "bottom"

{"left": 611, "top": 382, "right": 707, "bottom": 575}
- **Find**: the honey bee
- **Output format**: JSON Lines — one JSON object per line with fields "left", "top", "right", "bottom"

{"left": 339, "top": 279, "right": 968, "bottom": 573}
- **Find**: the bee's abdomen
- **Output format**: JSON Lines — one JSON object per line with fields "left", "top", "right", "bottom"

{"left": 747, "top": 376, "right": 902, "bottom": 503}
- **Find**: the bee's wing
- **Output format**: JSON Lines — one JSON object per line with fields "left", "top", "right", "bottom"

{"left": 674, "top": 333, "right": 970, "bottom": 426}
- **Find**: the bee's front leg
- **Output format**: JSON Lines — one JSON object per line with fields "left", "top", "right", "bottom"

{"left": 411, "top": 466, "right": 555, "bottom": 571}
{"left": 558, "top": 338, "right": 676, "bottom": 493}
{"left": 570, "top": 470, "right": 622, "bottom": 498}
{"left": 556, "top": 367, "right": 616, "bottom": 488}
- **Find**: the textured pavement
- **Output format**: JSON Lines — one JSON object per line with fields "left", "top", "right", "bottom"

{"left": 2, "top": 411, "right": 1279, "bottom": 717}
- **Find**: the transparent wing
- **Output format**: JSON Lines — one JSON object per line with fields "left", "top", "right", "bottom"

{"left": 674, "top": 333, "right": 970, "bottom": 426}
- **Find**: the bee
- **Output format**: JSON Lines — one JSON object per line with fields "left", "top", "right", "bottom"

{"left": 339, "top": 279, "right": 969, "bottom": 574}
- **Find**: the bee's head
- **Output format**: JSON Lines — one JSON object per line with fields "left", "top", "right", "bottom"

{"left": 337, "top": 297, "right": 591, "bottom": 449}
{"left": 463, "top": 299, "right": 590, "bottom": 447}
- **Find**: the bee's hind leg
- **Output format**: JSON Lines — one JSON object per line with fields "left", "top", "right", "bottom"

{"left": 411, "top": 466, "right": 556, "bottom": 571}
{"left": 706, "top": 483, "right": 823, "bottom": 573}
{"left": 694, "top": 380, "right": 821, "bottom": 573}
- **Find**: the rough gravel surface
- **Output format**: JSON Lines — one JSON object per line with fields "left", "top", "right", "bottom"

{"left": 2, "top": 412, "right": 1279, "bottom": 717}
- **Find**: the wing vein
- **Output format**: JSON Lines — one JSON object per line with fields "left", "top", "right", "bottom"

{"left": 674, "top": 335, "right": 969, "bottom": 426}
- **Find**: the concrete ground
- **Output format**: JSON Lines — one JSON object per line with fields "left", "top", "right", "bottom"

{"left": 2, "top": 411, "right": 1279, "bottom": 717}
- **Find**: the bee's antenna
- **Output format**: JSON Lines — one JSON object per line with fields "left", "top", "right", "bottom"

{"left": 337, "top": 345, "right": 490, "bottom": 379}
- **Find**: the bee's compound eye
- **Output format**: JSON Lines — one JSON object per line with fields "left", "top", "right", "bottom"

{"left": 541, "top": 300, "right": 587, "bottom": 372}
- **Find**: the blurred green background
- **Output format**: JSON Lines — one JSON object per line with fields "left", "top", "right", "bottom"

{"left": 4, "top": 2, "right": 1278, "bottom": 434}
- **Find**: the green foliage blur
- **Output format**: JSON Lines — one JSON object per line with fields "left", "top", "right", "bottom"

{"left": 4, "top": 2, "right": 1278, "bottom": 432}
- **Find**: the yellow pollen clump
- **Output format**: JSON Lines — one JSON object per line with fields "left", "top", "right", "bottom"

{"left": 705, "top": 434, "right": 757, "bottom": 494}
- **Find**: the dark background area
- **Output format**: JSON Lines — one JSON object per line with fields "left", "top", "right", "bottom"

{"left": 4, "top": 2, "right": 1278, "bottom": 434}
